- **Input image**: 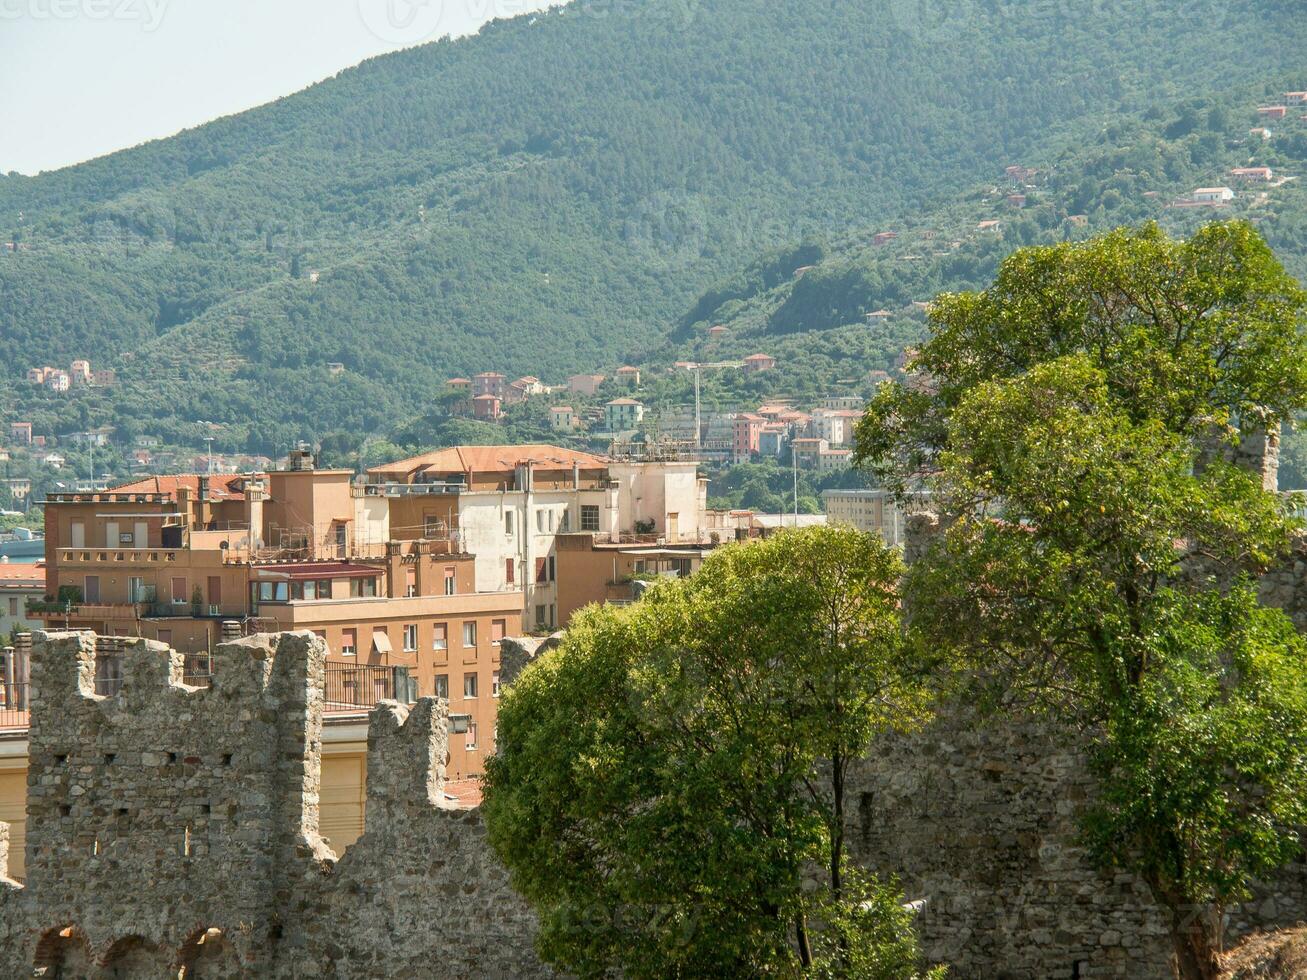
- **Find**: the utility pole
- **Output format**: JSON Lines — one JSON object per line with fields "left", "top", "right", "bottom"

{"left": 694, "top": 366, "right": 702, "bottom": 451}
{"left": 792, "top": 446, "right": 799, "bottom": 528}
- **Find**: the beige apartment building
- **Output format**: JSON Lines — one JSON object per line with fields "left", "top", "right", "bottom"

{"left": 822, "top": 488, "right": 929, "bottom": 547}
{"left": 34, "top": 455, "right": 521, "bottom": 777}
{"left": 367, "top": 445, "right": 709, "bottom": 630}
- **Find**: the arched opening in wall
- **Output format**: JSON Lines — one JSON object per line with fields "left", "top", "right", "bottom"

{"left": 33, "top": 924, "right": 93, "bottom": 979}
{"left": 97, "top": 935, "right": 169, "bottom": 978}
{"left": 178, "top": 927, "right": 244, "bottom": 979}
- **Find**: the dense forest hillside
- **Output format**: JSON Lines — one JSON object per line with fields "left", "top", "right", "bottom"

{"left": 2, "top": 0, "right": 1306, "bottom": 452}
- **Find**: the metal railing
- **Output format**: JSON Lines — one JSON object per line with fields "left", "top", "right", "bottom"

{"left": 324, "top": 664, "right": 417, "bottom": 709}
{"left": 0, "top": 682, "right": 29, "bottom": 728}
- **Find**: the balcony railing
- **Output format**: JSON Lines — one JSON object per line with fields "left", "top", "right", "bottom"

{"left": 360, "top": 482, "right": 465, "bottom": 497}
{"left": 0, "top": 681, "right": 29, "bottom": 729}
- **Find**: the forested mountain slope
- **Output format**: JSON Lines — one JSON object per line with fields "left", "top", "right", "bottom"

{"left": 2, "top": 0, "right": 1304, "bottom": 450}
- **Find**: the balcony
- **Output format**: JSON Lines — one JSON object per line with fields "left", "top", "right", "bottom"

{"left": 359, "top": 481, "right": 465, "bottom": 498}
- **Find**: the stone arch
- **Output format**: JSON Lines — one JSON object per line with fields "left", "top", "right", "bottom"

{"left": 33, "top": 924, "right": 93, "bottom": 979}
{"left": 177, "top": 927, "right": 245, "bottom": 979}
{"left": 97, "top": 935, "right": 170, "bottom": 978}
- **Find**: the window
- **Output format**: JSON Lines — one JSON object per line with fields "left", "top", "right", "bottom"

{"left": 434, "top": 674, "right": 448, "bottom": 699}
{"left": 170, "top": 576, "right": 187, "bottom": 604}
{"left": 549, "top": 556, "right": 556, "bottom": 582}
{"left": 433, "top": 623, "right": 447, "bottom": 651}
{"left": 560, "top": 509, "right": 570, "bottom": 532}
{"left": 317, "top": 579, "right": 332, "bottom": 599}
{"left": 424, "top": 515, "right": 444, "bottom": 537}
{"left": 536, "top": 509, "right": 544, "bottom": 533}
{"left": 7, "top": 597, "right": 16, "bottom": 616}
{"left": 402, "top": 624, "right": 417, "bottom": 652}
{"left": 69, "top": 520, "right": 85, "bottom": 548}
{"left": 504, "top": 510, "right": 514, "bottom": 535}
{"left": 535, "top": 558, "right": 548, "bottom": 584}
{"left": 349, "top": 577, "right": 376, "bottom": 598}
{"left": 157, "top": 629, "right": 171, "bottom": 645}
{"left": 444, "top": 567, "right": 456, "bottom": 596}
{"left": 372, "top": 629, "right": 392, "bottom": 655}
{"left": 535, "top": 604, "right": 547, "bottom": 628}
{"left": 492, "top": 671, "right": 501, "bottom": 698}
{"left": 83, "top": 575, "right": 100, "bottom": 604}
{"left": 334, "top": 522, "right": 348, "bottom": 558}
{"left": 463, "top": 672, "right": 478, "bottom": 698}
{"left": 253, "top": 581, "right": 289, "bottom": 603}
{"left": 466, "top": 722, "right": 478, "bottom": 750}
{"left": 581, "top": 505, "right": 600, "bottom": 532}
{"left": 491, "top": 619, "right": 506, "bottom": 645}
{"left": 462, "top": 621, "right": 477, "bottom": 648}
{"left": 505, "top": 558, "right": 515, "bottom": 585}
{"left": 341, "top": 629, "right": 357, "bottom": 656}
{"left": 405, "top": 569, "right": 417, "bottom": 598}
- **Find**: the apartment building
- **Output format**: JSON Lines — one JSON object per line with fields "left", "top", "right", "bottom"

{"left": 34, "top": 461, "right": 522, "bottom": 776}
{"left": 0, "top": 564, "right": 44, "bottom": 636}
{"left": 822, "top": 488, "right": 930, "bottom": 547}
{"left": 367, "top": 445, "right": 709, "bottom": 631}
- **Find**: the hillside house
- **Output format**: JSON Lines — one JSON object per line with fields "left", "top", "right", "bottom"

{"left": 327, "top": 363, "right": 345, "bottom": 376}
{"left": 472, "top": 372, "right": 507, "bottom": 399}
{"left": 1006, "top": 194, "right": 1027, "bottom": 208}
{"left": 568, "top": 374, "right": 606, "bottom": 397}
{"left": 91, "top": 369, "right": 116, "bottom": 387}
{"left": 732, "top": 414, "right": 765, "bottom": 463}
{"left": 865, "top": 309, "right": 893, "bottom": 322}
{"left": 758, "top": 425, "right": 788, "bottom": 458}
{"left": 471, "top": 394, "right": 502, "bottom": 421}
{"left": 1258, "top": 106, "right": 1288, "bottom": 119}
{"left": 1005, "top": 164, "right": 1037, "bottom": 184}
{"left": 791, "top": 437, "right": 828, "bottom": 469}
{"left": 977, "top": 220, "right": 1002, "bottom": 232}
{"left": 69, "top": 360, "right": 92, "bottom": 385}
{"left": 615, "top": 366, "right": 641, "bottom": 387}
{"left": 1286, "top": 92, "right": 1307, "bottom": 104}
{"left": 604, "top": 398, "right": 644, "bottom": 432}
{"left": 743, "top": 353, "right": 776, "bottom": 373}
{"left": 708, "top": 325, "right": 729, "bottom": 338}
{"left": 872, "top": 231, "right": 898, "bottom": 246}
{"left": 1192, "top": 186, "right": 1235, "bottom": 204}
{"left": 10, "top": 423, "right": 32, "bottom": 446}
{"left": 549, "top": 406, "right": 577, "bottom": 432}
{"left": 46, "top": 372, "right": 70, "bottom": 393}
{"left": 1231, "top": 167, "right": 1274, "bottom": 182}
{"left": 1251, "top": 128, "right": 1273, "bottom": 140}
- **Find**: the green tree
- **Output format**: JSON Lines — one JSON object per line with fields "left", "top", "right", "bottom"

{"left": 483, "top": 526, "right": 939, "bottom": 978}
{"left": 854, "top": 222, "right": 1307, "bottom": 980}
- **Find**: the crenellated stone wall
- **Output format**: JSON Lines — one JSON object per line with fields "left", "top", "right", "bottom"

{"left": 0, "top": 630, "right": 552, "bottom": 979}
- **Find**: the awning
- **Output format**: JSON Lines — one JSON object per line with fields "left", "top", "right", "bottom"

{"left": 371, "top": 630, "right": 393, "bottom": 654}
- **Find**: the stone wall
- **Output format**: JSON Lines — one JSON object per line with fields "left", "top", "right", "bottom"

{"left": 0, "top": 630, "right": 552, "bottom": 978}
{"left": 848, "top": 713, "right": 1307, "bottom": 979}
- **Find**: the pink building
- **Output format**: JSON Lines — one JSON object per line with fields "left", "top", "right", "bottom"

{"left": 568, "top": 374, "right": 606, "bottom": 397}
{"left": 472, "top": 372, "right": 507, "bottom": 398}
{"left": 472, "top": 394, "right": 502, "bottom": 421}
{"left": 732, "top": 414, "right": 765, "bottom": 463}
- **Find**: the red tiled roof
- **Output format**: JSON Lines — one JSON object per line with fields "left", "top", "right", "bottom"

{"left": 443, "top": 778, "right": 483, "bottom": 808}
{"left": 0, "top": 563, "right": 43, "bottom": 586}
{"left": 105, "top": 474, "right": 249, "bottom": 500}
{"left": 368, "top": 445, "right": 608, "bottom": 478}
{"left": 744, "top": 353, "right": 774, "bottom": 361}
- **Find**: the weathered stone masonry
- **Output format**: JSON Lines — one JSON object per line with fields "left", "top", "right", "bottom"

{"left": 0, "top": 631, "right": 552, "bottom": 978}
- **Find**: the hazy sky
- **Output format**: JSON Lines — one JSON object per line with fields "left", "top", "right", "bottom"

{"left": 0, "top": 0, "right": 560, "bottom": 175}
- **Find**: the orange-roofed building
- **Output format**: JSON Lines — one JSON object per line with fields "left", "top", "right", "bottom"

{"left": 615, "top": 366, "right": 642, "bottom": 386}
{"left": 743, "top": 353, "right": 776, "bottom": 373}
{"left": 0, "top": 562, "right": 44, "bottom": 636}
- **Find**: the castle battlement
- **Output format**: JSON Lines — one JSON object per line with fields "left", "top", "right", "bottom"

{"left": 0, "top": 629, "right": 550, "bottom": 977}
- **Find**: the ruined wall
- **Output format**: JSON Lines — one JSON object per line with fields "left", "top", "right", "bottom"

{"left": 0, "top": 630, "right": 551, "bottom": 979}
{"left": 848, "top": 713, "right": 1307, "bottom": 980}
{"left": 848, "top": 426, "right": 1306, "bottom": 979}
